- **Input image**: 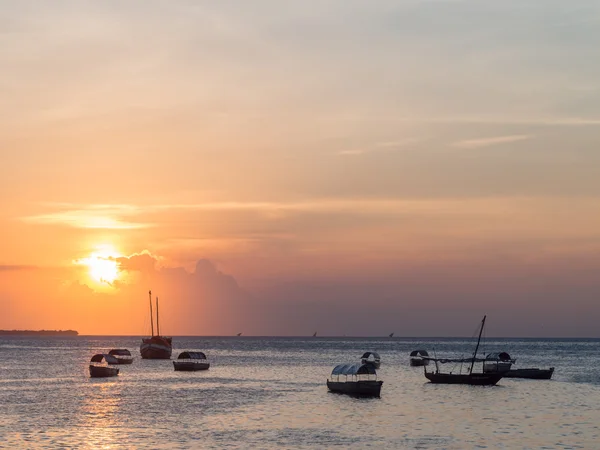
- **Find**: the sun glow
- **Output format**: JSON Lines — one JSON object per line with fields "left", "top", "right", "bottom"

{"left": 76, "top": 245, "right": 122, "bottom": 285}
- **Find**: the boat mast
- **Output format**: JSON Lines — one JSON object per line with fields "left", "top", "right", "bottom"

{"left": 156, "top": 296, "right": 160, "bottom": 336}
{"left": 469, "top": 315, "right": 486, "bottom": 373}
{"left": 149, "top": 290, "right": 154, "bottom": 337}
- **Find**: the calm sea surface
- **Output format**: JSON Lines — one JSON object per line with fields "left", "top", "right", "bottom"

{"left": 1, "top": 336, "right": 599, "bottom": 449}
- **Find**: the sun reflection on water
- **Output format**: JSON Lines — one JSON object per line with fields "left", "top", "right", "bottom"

{"left": 78, "top": 381, "right": 122, "bottom": 449}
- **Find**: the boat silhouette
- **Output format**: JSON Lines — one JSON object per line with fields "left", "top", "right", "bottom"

{"left": 140, "top": 290, "right": 172, "bottom": 359}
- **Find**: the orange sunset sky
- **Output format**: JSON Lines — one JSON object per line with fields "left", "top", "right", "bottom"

{"left": 1, "top": 1, "right": 600, "bottom": 336}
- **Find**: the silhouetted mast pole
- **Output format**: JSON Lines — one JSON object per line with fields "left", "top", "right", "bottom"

{"left": 149, "top": 290, "right": 154, "bottom": 337}
{"left": 469, "top": 315, "right": 486, "bottom": 374}
{"left": 156, "top": 296, "right": 160, "bottom": 336}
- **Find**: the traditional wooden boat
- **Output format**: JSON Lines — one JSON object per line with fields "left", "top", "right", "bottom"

{"left": 424, "top": 315, "right": 510, "bottom": 386}
{"left": 89, "top": 354, "right": 120, "bottom": 378}
{"left": 361, "top": 351, "right": 381, "bottom": 369}
{"left": 173, "top": 351, "right": 210, "bottom": 371}
{"left": 327, "top": 362, "right": 383, "bottom": 397}
{"left": 410, "top": 350, "right": 430, "bottom": 366}
{"left": 504, "top": 367, "right": 555, "bottom": 380}
{"left": 425, "top": 371, "right": 504, "bottom": 385}
{"left": 108, "top": 349, "right": 134, "bottom": 365}
{"left": 140, "top": 290, "right": 172, "bottom": 359}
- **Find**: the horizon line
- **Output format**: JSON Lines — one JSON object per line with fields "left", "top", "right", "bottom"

{"left": 8, "top": 334, "right": 599, "bottom": 340}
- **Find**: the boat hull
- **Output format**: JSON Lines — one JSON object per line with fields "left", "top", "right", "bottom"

{"left": 425, "top": 372, "right": 503, "bottom": 386}
{"left": 410, "top": 358, "right": 429, "bottom": 367}
{"left": 114, "top": 358, "right": 133, "bottom": 365}
{"left": 140, "top": 337, "right": 172, "bottom": 359}
{"left": 362, "top": 360, "right": 381, "bottom": 369}
{"left": 327, "top": 380, "right": 383, "bottom": 397}
{"left": 504, "top": 368, "right": 554, "bottom": 380}
{"left": 173, "top": 361, "right": 210, "bottom": 371}
{"left": 89, "top": 365, "right": 119, "bottom": 378}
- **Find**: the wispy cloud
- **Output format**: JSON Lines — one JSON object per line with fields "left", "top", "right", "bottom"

{"left": 327, "top": 115, "right": 600, "bottom": 127}
{"left": 337, "top": 149, "right": 364, "bottom": 156}
{"left": 337, "top": 138, "right": 421, "bottom": 156}
{"left": 0, "top": 265, "right": 37, "bottom": 271}
{"left": 22, "top": 205, "right": 149, "bottom": 229}
{"left": 20, "top": 197, "right": 557, "bottom": 230}
{"left": 452, "top": 134, "right": 532, "bottom": 149}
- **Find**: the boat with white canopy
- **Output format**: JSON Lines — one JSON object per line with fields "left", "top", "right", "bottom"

{"left": 327, "top": 362, "right": 383, "bottom": 397}
{"left": 410, "top": 350, "right": 430, "bottom": 366}
{"left": 108, "top": 349, "right": 134, "bottom": 365}
{"left": 173, "top": 351, "right": 210, "bottom": 371}
{"left": 361, "top": 351, "right": 381, "bottom": 369}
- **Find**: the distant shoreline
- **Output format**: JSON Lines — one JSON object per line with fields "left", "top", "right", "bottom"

{"left": 0, "top": 330, "right": 78, "bottom": 336}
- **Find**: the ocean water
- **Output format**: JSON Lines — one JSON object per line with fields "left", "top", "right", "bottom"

{"left": 1, "top": 336, "right": 599, "bottom": 449}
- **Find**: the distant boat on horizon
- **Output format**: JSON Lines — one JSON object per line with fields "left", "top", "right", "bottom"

{"left": 313, "top": 332, "right": 317, "bottom": 337}
{"left": 140, "top": 290, "right": 172, "bottom": 359}
{"left": 389, "top": 332, "right": 394, "bottom": 338}
{"left": 236, "top": 332, "right": 242, "bottom": 336}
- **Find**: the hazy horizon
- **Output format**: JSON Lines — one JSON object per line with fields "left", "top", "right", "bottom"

{"left": 4, "top": 334, "right": 600, "bottom": 339}
{"left": 2, "top": 1, "right": 599, "bottom": 337}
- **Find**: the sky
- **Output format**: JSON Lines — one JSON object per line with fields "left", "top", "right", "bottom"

{"left": 1, "top": 0, "right": 600, "bottom": 336}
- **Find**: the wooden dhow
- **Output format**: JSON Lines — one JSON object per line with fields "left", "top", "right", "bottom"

{"left": 423, "top": 315, "right": 511, "bottom": 386}
{"left": 140, "top": 290, "right": 172, "bottom": 359}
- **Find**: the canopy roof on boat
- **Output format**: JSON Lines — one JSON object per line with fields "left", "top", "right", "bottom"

{"left": 485, "top": 352, "right": 513, "bottom": 361}
{"left": 331, "top": 363, "right": 377, "bottom": 376}
{"left": 108, "top": 349, "right": 131, "bottom": 356}
{"left": 177, "top": 351, "right": 207, "bottom": 360}
{"left": 422, "top": 356, "right": 486, "bottom": 364}
{"left": 90, "top": 354, "right": 119, "bottom": 364}
{"left": 361, "top": 352, "right": 380, "bottom": 361}
{"left": 423, "top": 353, "right": 512, "bottom": 364}
{"left": 410, "top": 350, "right": 429, "bottom": 357}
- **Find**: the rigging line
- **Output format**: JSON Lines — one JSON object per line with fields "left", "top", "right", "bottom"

{"left": 482, "top": 322, "right": 487, "bottom": 357}
{"left": 460, "top": 319, "right": 482, "bottom": 361}
{"left": 141, "top": 304, "right": 150, "bottom": 336}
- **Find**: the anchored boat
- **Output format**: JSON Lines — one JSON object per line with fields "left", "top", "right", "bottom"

{"left": 89, "top": 354, "right": 120, "bottom": 378}
{"left": 173, "top": 351, "right": 210, "bottom": 371}
{"left": 504, "top": 367, "right": 555, "bottom": 380}
{"left": 424, "top": 315, "right": 511, "bottom": 386}
{"left": 361, "top": 351, "right": 381, "bottom": 369}
{"left": 327, "top": 362, "right": 383, "bottom": 397}
{"left": 409, "top": 350, "right": 430, "bottom": 366}
{"left": 108, "top": 349, "right": 134, "bottom": 364}
{"left": 140, "top": 290, "right": 172, "bottom": 359}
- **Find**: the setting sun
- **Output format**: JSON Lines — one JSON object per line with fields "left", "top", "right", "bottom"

{"left": 75, "top": 245, "right": 122, "bottom": 285}
{"left": 87, "top": 255, "right": 119, "bottom": 283}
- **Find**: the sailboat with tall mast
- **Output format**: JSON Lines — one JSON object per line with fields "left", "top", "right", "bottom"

{"left": 423, "top": 315, "right": 510, "bottom": 386}
{"left": 140, "top": 290, "right": 173, "bottom": 359}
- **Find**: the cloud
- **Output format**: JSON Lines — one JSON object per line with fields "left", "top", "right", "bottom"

{"left": 452, "top": 134, "right": 532, "bottom": 149}
{"left": 337, "top": 138, "right": 421, "bottom": 156}
{"left": 0, "top": 265, "right": 36, "bottom": 271}
{"left": 20, "top": 198, "right": 480, "bottom": 232}
{"left": 22, "top": 204, "right": 149, "bottom": 229}
{"left": 329, "top": 115, "right": 600, "bottom": 127}
{"left": 3, "top": 250, "right": 600, "bottom": 336}
{"left": 115, "top": 251, "right": 159, "bottom": 273}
